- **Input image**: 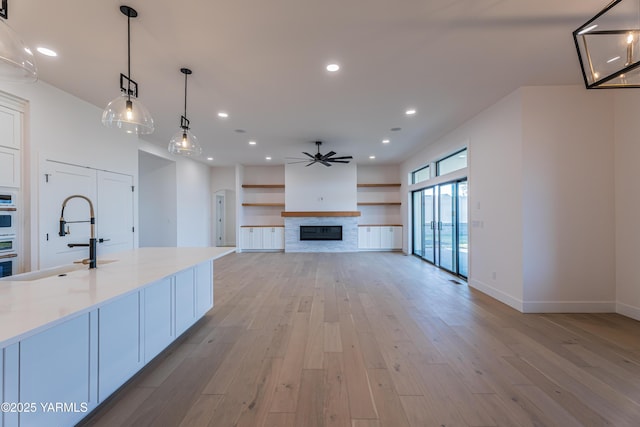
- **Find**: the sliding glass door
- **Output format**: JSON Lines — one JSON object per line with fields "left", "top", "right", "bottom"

{"left": 412, "top": 179, "right": 467, "bottom": 278}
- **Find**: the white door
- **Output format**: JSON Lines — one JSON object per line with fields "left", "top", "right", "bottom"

{"left": 97, "top": 170, "right": 134, "bottom": 255}
{"left": 40, "top": 162, "right": 97, "bottom": 269}
{"left": 215, "top": 195, "right": 224, "bottom": 247}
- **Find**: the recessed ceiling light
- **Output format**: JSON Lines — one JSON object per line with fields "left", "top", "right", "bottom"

{"left": 382, "top": 139, "right": 390, "bottom": 144}
{"left": 405, "top": 108, "right": 416, "bottom": 116}
{"left": 249, "top": 140, "right": 257, "bottom": 145}
{"left": 369, "top": 155, "right": 376, "bottom": 160}
{"left": 218, "top": 112, "right": 229, "bottom": 118}
{"left": 36, "top": 47, "right": 57, "bottom": 57}
{"left": 326, "top": 63, "right": 340, "bottom": 72}
{"left": 207, "top": 157, "right": 213, "bottom": 161}
{"left": 391, "top": 127, "right": 401, "bottom": 132}
{"left": 265, "top": 156, "right": 272, "bottom": 161}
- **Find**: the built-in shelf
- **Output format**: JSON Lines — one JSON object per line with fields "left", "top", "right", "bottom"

{"left": 357, "top": 183, "right": 401, "bottom": 188}
{"left": 241, "top": 225, "right": 284, "bottom": 228}
{"left": 281, "top": 211, "right": 361, "bottom": 217}
{"left": 242, "top": 203, "right": 285, "bottom": 207}
{"left": 359, "top": 224, "right": 403, "bottom": 227}
{"left": 357, "top": 202, "right": 401, "bottom": 206}
{"left": 242, "top": 184, "right": 285, "bottom": 188}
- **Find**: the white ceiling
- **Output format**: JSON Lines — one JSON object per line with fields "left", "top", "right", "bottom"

{"left": 7, "top": 0, "right": 604, "bottom": 165}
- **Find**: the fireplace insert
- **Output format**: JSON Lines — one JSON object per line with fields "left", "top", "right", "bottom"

{"left": 300, "top": 226, "right": 342, "bottom": 241}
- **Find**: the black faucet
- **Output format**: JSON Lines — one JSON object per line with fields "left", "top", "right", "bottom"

{"left": 58, "top": 195, "right": 97, "bottom": 269}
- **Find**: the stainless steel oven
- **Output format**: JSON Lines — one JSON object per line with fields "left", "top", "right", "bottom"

{"left": 0, "top": 191, "right": 16, "bottom": 208}
{"left": 0, "top": 253, "right": 17, "bottom": 278}
{"left": 0, "top": 235, "right": 16, "bottom": 253}
{"left": 0, "top": 208, "right": 16, "bottom": 236}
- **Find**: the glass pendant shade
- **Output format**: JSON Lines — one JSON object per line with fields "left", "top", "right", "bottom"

{"left": 102, "top": 92, "right": 154, "bottom": 134}
{"left": 0, "top": 19, "right": 37, "bottom": 82}
{"left": 168, "top": 128, "right": 202, "bottom": 156}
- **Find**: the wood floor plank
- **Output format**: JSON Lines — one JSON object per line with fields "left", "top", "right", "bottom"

{"left": 78, "top": 252, "right": 640, "bottom": 427}
{"left": 323, "top": 352, "right": 351, "bottom": 427}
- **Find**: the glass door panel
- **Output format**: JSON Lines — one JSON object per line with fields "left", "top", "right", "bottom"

{"left": 412, "top": 191, "right": 423, "bottom": 257}
{"left": 438, "top": 183, "right": 456, "bottom": 273}
{"left": 458, "top": 181, "right": 468, "bottom": 278}
{"left": 423, "top": 188, "right": 435, "bottom": 264}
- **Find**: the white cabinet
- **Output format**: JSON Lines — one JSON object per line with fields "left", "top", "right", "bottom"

{"left": 175, "top": 268, "right": 196, "bottom": 336}
{"left": 144, "top": 277, "right": 174, "bottom": 362}
{"left": 98, "top": 291, "right": 143, "bottom": 401}
{"left": 241, "top": 226, "right": 284, "bottom": 250}
{"left": 196, "top": 260, "right": 213, "bottom": 317}
{"left": 359, "top": 226, "right": 402, "bottom": 251}
{"left": 2, "top": 344, "right": 19, "bottom": 427}
{"left": 0, "top": 146, "right": 20, "bottom": 188}
{"left": 0, "top": 105, "right": 21, "bottom": 150}
{"left": 19, "top": 313, "right": 97, "bottom": 427}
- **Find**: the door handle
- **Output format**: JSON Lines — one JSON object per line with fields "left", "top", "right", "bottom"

{"left": 98, "top": 238, "right": 111, "bottom": 243}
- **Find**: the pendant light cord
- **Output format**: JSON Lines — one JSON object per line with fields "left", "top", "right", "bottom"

{"left": 184, "top": 71, "right": 188, "bottom": 121}
{"left": 127, "top": 13, "right": 132, "bottom": 101}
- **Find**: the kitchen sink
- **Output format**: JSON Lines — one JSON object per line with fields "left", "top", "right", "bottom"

{"left": 1, "top": 259, "right": 118, "bottom": 282}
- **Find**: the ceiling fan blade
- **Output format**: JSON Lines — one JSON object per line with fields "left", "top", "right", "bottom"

{"left": 302, "top": 152, "right": 315, "bottom": 159}
{"left": 287, "top": 160, "right": 313, "bottom": 164}
{"left": 305, "top": 161, "right": 317, "bottom": 167}
{"left": 327, "top": 160, "right": 350, "bottom": 163}
{"left": 320, "top": 160, "right": 332, "bottom": 167}
{"left": 327, "top": 156, "right": 353, "bottom": 160}
{"left": 285, "top": 156, "right": 312, "bottom": 160}
{"left": 321, "top": 151, "right": 336, "bottom": 160}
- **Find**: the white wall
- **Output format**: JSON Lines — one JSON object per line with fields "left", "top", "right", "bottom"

{"left": 138, "top": 151, "right": 177, "bottom": 247}
{"left": 138, "top": 140, "right": 212, "bottom": 247}
{"left": 521, "top": 86, "right": 615, "bottom": 312}
{"left": 614, "top": 92, "right": 640, "bottom": 321}
{"left": 402, "top": 89, "right": 525, "bottom": 308}
{"left": 211, "top": 166, "right": 236, "bottom": 246}
{"left": 285, "top": 162, "right": 357, "bottom": 211}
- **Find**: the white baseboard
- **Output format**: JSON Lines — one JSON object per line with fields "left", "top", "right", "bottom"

{"left": 616, "top": 302, "right": 640, "bottom": 321}
{"left": 522, "top": 301, "right": 615, "bottom": 313}
{"left": 469, "top": 279, "right": 524, "bottom": 312}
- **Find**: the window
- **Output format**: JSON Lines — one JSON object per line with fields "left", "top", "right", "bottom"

{"left": 412, "top": 165, "right": 430, "bottom": 184}
{"left": 436, "top": 148, "right": 467, "bottom": 176}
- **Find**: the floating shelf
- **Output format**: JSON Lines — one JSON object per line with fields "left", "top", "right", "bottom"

{"left": 242, "top": 184, "right": 285, "bottom": 189}
{"left": 242, "top": 203, "right": 285, "bottom": 207}
{"left": 282, "top": 211, "right": 361, "bottom": 217}
{"left": 357, "top": 183, "right": 401, "bottom": 188}
{"left": 241, "top": 225, "right": 284, "bottom": 228}
{"left": 357, "top": 202, "right": 401, "bottom": 206}
{"left": 359, "top": 224, "right": 403, "bottom": 227}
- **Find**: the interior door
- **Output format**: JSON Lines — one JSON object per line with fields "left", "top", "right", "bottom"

{"left": 215, "top": 195, "right": 224, "bottom": 247}
{"left": 40, "top": 161, "right": 97, "bottom": 269}
{"left": 97, "top": 170, "right": 134, "bottom": 256}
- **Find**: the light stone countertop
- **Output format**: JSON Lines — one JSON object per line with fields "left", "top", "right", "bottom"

{"left": 0, "top": 247, "right": 236, "bottom": 347}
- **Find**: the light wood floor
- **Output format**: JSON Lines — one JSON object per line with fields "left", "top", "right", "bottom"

{"left": 80, "top": 252, "right": 640, "bottom": 427}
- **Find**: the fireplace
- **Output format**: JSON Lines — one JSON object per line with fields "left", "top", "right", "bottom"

{"left": 300, "top": 225, "right": 342, "bottom": 241}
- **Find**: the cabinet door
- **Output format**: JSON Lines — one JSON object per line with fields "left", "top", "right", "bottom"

{"left": 98, "top": 292, "right": 142, "bottom": 401}
{"left": 0, "top": 105, "right": 21, "bottom": 150}
{"left": 0, "top": 146, "right": 19, "bottom": 188}
{"left": 392, "top": 226, "right": 403, "bottom": 249}
{"left": 144, "top": 277, "right": 173, "bottom": 362}
{"left": 273, "top": 227, "right": 284, "bottom": 249}
{"left": 380, "top": 227, "right": 394, "bottom": 249}
{"left": 196, "top": 260, "right": 213, "bottom": 317}
{"left": 2, "top": 344, "right": 19, "bottom": 427}
{"left": 19, "top": 314, "right": 94, "bottom": 427}
{"left": 241, "top": 227, "right": 262, "bottom": 250}
{"left": 175, "top": 268, "right": 196, "bottom": 336}
{"left": 263, "top": 227, "right": 282, "bottom": 249}
{"left": 358, "top": 227, "right": 368, "bottom": 249}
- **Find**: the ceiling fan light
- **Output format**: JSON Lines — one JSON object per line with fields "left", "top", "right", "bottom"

{"left": 168, "top": 128, "right": 202, "bottom": 156}
{"left": 0, "top": 18, "right": 38, "bottom": 82}
{"left": 102, "top": 92, "right": 154, "bottom": 134}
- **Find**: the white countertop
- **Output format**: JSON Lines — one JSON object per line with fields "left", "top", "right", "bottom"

{"left": 0, "top": 247, "right": 236, "bottom": 347}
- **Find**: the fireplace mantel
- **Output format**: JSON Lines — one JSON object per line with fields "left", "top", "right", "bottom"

{"left": 281, "top": 211, "right": 361, "bottom": 217}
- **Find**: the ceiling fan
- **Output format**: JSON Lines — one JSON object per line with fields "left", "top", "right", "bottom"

{"left": 286, "top": 141, "right": 353, "bottom": 167}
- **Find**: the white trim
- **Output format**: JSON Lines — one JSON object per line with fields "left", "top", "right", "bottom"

{"left": 616, "top": 302, "right": 640, "bottom": 321}
{"left": 469, "top": 279, "right": 524, "bottom": 312}
{"left": 522, "top": 301, "right": 615, "bottom": 313}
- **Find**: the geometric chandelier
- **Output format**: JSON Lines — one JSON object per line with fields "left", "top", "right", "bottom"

{"left": 574, "top": 0, "right": 640, "bottom": 88}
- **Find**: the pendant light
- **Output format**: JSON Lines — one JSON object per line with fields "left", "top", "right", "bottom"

{"left": 0, "top": 0, "right": 38, "bottom": 82}
{"left": 102, "top": 5, "right": 154, "bottom": 135}
{"left": 168, "top": 68, "right": 202, "bottom": 156}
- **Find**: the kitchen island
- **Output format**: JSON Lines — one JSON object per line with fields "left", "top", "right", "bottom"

{"left": 0, "top": 247, "right": 235, "bottom": 427}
